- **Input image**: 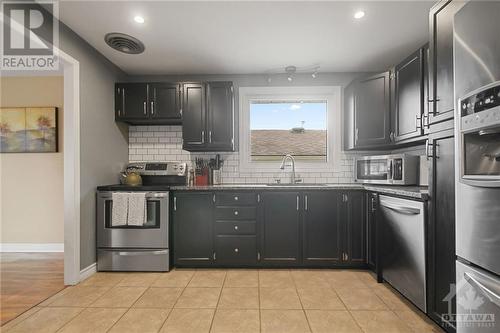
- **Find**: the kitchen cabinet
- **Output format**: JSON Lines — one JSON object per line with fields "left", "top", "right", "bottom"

{"left": 172, "top": 192, "right": 214, "bottom": 266}
{"left": 150, "top": 83, "right": 182, "bottom": 121}
{"left": 339, "top": 191, "right": 366, "bottom": 265}
{"left": 115, "top": 82, "right": 182, "bottom": 124}
{"left": 343, "top": 82, "right": 356, "bottom": 150}
{"left": 426, "top": 126, "right": 456, "bottom": 332}
{"left": 302, "top": 191, "right": 341, "bottom": 265}
{"left": 354, "top": 72, "right": 391, "bottom": 148}
{"left": 182, "top": 81, "right": 235, "bottom": 152}
{"left": 260, "top": 192, "right": 301, "bottom": 265}
{"left": 428, "top": 0, "right": 465, "bottom": 126}
{"left": 392, "top": 47, "right": 425, "bottom": 142}
{"left": 214, "top": 192, "right": 259, "bottom": 266}
{"left": 115, "top": 83, "right": 148, "bottom": 121}
{"left": 366, "top": 192, "right": 378, "bottom": 271}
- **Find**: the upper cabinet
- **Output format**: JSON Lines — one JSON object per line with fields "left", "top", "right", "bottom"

{"left": 182, "top": 81, "right": 235, "bottom": 152}
{"left": 392, "top": 47, "right": 425, "bottom": 143}
{"left": 428, "top": 0, "right": 464, "bottom": 126}
{"left": 115, "top": 80, "right": 235, "bottom": 152}
{"left": 115, "top": 82, "right": 182, "bottom": 124}
{"left": 344, "top": 71, "right": 391, "bottom": 150}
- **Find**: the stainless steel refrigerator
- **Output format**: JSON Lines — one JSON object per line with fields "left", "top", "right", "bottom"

{"left": 454, "top": 1, "right": 500, "bottom": 332}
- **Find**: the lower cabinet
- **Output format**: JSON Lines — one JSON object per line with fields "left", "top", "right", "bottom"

{"left": 302, "top": 191, "right": 341, "bottom": 265}
{"left": 172, "top": 192, "right": 214, "bottom": 266}
{"left": 339, "top": 191, "right": 366, "bottom": 265}
{"left": 172, "top": 190, "right": 366, "bottom": 268}
{"left": 260, "top": 192, "right": 301, "bottom": 265}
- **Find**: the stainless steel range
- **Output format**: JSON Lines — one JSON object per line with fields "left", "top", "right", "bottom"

{"left": 454, "top": 2, "right": 500, "bottom": 331}
{"left": 96, "top": 162, "right": 187, "bottom": 272}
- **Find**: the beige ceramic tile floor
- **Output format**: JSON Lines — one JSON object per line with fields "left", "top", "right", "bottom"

{"left": 2, "top": 269, "right": 444, "bottom": 333}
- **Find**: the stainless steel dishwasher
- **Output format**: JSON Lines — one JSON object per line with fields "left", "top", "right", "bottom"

{"left": 379, "top": 195, "right": 426, "bottom": 312}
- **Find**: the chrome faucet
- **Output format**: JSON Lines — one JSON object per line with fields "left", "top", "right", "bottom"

{"left": 280, "top": 154, "right": 296, "bottom": 184}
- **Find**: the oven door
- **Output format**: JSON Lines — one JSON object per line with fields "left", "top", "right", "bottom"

{"left": 96, "top": 191, "right": 169, "bottom": 248}
{"left": 355, "top": 157, "right": 392, "bottom": 184}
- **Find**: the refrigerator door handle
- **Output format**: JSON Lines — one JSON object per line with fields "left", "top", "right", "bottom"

{"left": 464, "top": 272, "right": 500, "bottom": 307}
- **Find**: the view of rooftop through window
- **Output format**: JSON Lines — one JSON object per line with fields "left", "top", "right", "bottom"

{"left": 250, "top": 101, "right": 327, "bottom": 161}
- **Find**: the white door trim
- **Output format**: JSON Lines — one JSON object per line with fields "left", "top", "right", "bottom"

{"left": 3, "top": 10, "right": 81, "bottom": 286}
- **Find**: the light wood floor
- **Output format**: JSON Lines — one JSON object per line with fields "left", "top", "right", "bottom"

{"left": 0, "top": 252, "right": 65, "bottom": 325}
{"left": 2, "top": 269, "right": 444, "bottom": 332}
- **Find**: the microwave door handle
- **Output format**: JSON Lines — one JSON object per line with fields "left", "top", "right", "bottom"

{"left": 388, "top": 160, "right": 393, "bottom": 180}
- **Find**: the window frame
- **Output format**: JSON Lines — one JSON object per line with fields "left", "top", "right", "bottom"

{"left": 239, "top": 86, "right": 342, "bottom": 173}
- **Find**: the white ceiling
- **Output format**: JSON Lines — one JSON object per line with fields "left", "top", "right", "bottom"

{"left": 59, "top": 1, "right": 434, "bottom": 75}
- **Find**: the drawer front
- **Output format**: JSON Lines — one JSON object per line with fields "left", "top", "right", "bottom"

{"left": 215, "top": 235, "right": 257, "bottom": 265}
{"left": 215, "top": 221, "right": 256, "bottom": 235}
{"left": 216, "top": 192, "right": 256, "bottom": 206}
{"left": 215, "top": 207, "right": 256, "bottom": 220}
{"left": 97, "top": 249, "right": 170, "bottom": 272}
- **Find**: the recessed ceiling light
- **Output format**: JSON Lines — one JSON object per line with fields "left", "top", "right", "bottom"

{"left": 134, "top": 16, "right": 145, "bottom": 24}
{"left": 354, "top": 11, "right": 365, "bottom": 19}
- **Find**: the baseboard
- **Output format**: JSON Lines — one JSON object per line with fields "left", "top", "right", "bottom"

{"left": 79, "top": 262, "right": 97, "bottom": 282}
{"left": 0, "top": 243, "right": 64, "bottom": 252}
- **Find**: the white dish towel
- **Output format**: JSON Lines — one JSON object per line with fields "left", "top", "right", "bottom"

{"left": 127, "top": 192, "right": 147, "bottom": 226}
{"left": 111, "top": 192, "right": 129, "bottom": 226}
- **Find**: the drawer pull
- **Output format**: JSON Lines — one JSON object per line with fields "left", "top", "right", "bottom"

{"left": 234, "top": 225, "right": 239, "bottom": 230}
{"left": 234, "top": 248, "right": 239, "bottom": 253}
{"left": 234, "top": 196, "right": 239, "bottom": 201}
{"left": 234, "top": 211, "right": 239, "bottom": 216}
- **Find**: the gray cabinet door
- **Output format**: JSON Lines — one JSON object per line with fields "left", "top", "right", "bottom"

{"left": 260, "top": 192, "right": 301, "bottom": 265}
{"left": 393, "top": 48, "right": 424, "bottom": 142}
{"left": 427, "top": 129, "right": 456, "bottom": 330}
{"left": 150, "top": 83, "right": 181, "bottom": 122}
{"left": 343, "top": 191, "right": 366, "bottom": 264}
{"left": 366, "top": 192, "right": 378, "bottom": 270}
{"left": 116, "top": 83, "right": 149, "bottom": 120}
{"left": 206, "top": 81, "right": 234, "bottom": 151}
{"left": 302, "top": 191, "right": 341, "bottom": 265}
{"left": 354, "top": 72, "right": 391, "bottom": 148}
{"left": 428, "top": 0, "right": 464, "bottom": 125}
{"left": 343, "top": 82, "right": 356, "bottom": 150}
{"left": 182, "top": 83, "right": 206, "bottom": 150}
{"left": 173, "top": 192, "right": 214, "bottom": 266}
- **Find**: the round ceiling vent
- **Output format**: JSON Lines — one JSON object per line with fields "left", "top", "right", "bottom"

{"left": 104, "top": 32, "right": 145, "bottom": 54}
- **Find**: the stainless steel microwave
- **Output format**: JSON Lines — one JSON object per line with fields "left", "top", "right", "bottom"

{"left": 355, "top": 154, "right": 419, "bottom": 185}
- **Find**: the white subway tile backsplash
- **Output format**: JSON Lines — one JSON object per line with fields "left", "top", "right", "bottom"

{"left": 128, "top": 125, "right": 356, "bottom": 184}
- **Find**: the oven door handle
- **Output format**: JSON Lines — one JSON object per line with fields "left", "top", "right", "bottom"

{"left": 464, "top": 272, "right": 500, "bottom": 307}
{"left": 117, "top": 250, "right": 168, "bottom": 256}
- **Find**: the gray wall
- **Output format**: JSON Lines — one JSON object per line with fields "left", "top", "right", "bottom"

{"left": 58, "top": 23, "right": 129, "bottom": 269}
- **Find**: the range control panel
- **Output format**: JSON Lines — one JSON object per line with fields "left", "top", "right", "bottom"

{"left": 126, "top": 162, "right": 187, "bottom": 176}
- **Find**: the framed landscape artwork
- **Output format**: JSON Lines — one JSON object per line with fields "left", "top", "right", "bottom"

{"left": 0, "top": 107, "right": 58, "bottom": 153}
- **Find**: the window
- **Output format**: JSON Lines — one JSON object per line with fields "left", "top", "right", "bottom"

{"left": 250, "top": 101, "right": 327, "bottom": 161}
{"left": 239, "top": 86, "right": 342, "bottom": 172}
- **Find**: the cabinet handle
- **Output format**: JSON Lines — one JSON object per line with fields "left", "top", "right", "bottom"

{"left": 345, "top": 253, "right": 349, "bottom": 261}
{"left": 234, "top": 210, "right": 239, "bottom": 216}
{"left": 425, "top": 139, "right": 432, "bottom": 160}
{"left": 423, "top": 114, "right": 429, "bottom": 128}
{"left": 234, "top": 248, "right": 239, "bottom": 253}
{"left": 355, "top": 128, "right": 359, "bottom": 143}
{"left": 371, "top": 197, "right": 376, "bottom": 212}
{"left": 389, "top": 131, "right": 395, "bottom": 142}
{"left": 234, "top": 225, "right": 239, "bottom": 230}
{"left": 122, "top": 88, "right": 125, "bottom": 115}
{"left": 296, "top": 195, "right": 299, "bottom": 211}
{"left": 151, "top": 101, "right": 154, "bottom": 115}
{"left": 209, "top": 131, "right": 212, "bottom": 143}
{"left": 416, "top": 114, "right": 422, "bottom": 130}
{"left": 305, "top": 195, "right": 308, "bottom": 211}
{"left": 213, "top": 252, "right": 216, "bottom": 260}
{"left": 173, "top": 197, "right": 177, "bottom": 211}
{"left": 201, "top": 130, "right": 205, "bottom": 144}
{"left": 143, "top": 101, "right": 147, "bottom": 115}
{"left": 212, "top": 194, "right": 216, "bottom": 203}
{"left": 234, "top": 196, "right": 238, "bottom": 201}
{"left": 257, "top": 252, "right": 261, "bottom": 261}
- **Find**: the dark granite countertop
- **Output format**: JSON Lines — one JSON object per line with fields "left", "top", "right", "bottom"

{"left": 97, "top": 183, "right": 428, "bottom": 199}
